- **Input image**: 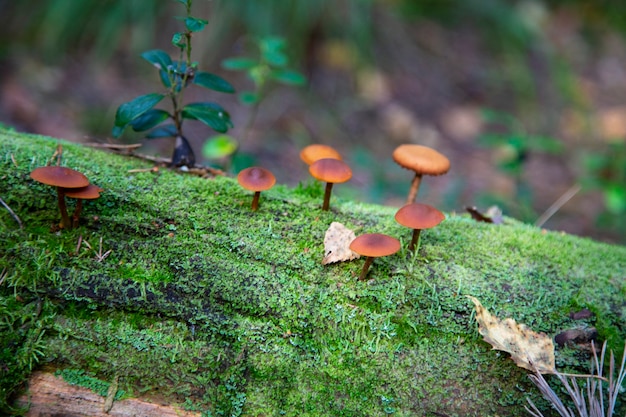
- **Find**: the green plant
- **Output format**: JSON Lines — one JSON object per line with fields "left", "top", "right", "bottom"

{"left": 112, "top": 0, "right": 235, "bottom": 167}
{"left": 583, "top": 141, "right": 626, "bottom": 241}
{"left": 478, "top": 109, "right": 564, "bottom": 219}
{"left": 222, "top": 36, "right": 306, "bottom": 138}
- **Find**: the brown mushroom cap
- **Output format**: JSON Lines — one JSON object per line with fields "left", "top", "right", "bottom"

{"left": 237, "top": 167, "right": 276, "bottom": 192}
{"left": 392, "top": 144, "right": 450, "bottom": 176}
{"left": 30, "top": 166, "right": 89, "bottom": 188}
{"left": 349, "top": 233, "right": 401, "bottom": 258}
{"left": 300, "top": 144, "right": 342, "bottom": 165}
{"left": 395, "top": 203, "right": 445, "bottom": 230}
{"left": 62, "top": 184, "right": 104, "bottom": 199}
{"left": 309, "top": 158, "right": 352, "bottom": 184}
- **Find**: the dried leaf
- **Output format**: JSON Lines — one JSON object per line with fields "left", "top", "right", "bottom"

{"left": 322, "top": 222, "right": 360, "bottom": 265}
{"left": 466, "top": 206, "right": 503, "bottom": 224}
{"left": 467, "top": 296, "right": 556, "bottom": 374}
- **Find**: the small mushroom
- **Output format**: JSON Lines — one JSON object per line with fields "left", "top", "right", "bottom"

{"left": 237, "top": 167, "right": 276, "bottom": 211}
{"left": 62, "top": 184, "right": 104, "bottom": 228}
{"left": 308, "top": 158, "right": 352, "bottom": 211}
{"left": 30, "top": 166, "right": 90, "bottom": 229}
{"left": 392, "top": 144, "right": 450, "bottom": 204}
{"left": 349, "top": 233, "right": 400, "bottom": 281}
{"left": 300, "top": 144, "right": 342, "bottom": 165}
{"left": 394, "top": 203, "right": 445, "bottom": 253}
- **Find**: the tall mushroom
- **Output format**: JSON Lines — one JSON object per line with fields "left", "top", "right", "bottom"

{"left": 30, "top": 166, "right": 90, "bottom": 229}
{"left": 300, "top": 144, "right": 342, "bottom": 165}
{"left": 392, "top": 144, "right": 450, "bottom": 204}
{"left": 394, "top": 202, "right": 445, "bottom": 253}
{"left": 309, "top": 158, "right": 352, "bottom": 211}
{"left": 237, "top": 167, "right": 276, "bottom": 211}
{"left": 63, "top": 184, "right": 104, "bottom": 228}
{"left": 349, "top": 233, "right": 400, "bottom": 281}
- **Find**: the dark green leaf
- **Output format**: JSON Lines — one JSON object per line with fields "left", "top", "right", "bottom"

{"left": 172, "top": 32, "right": 186, "bottom": 49}
{"left": 130, "top": 109, "right": 171, "bottom": 132}
{"left": 185, "top": 17, "right": 208, "bottom": 32}
{"left": 222, "top": 58, "right": 257, "bottom": 71}
{"left": 182, "top": 102, "right": 232, "bottom": 133}
{"left": 159, "top": 69, "right": 172, "bottom": 88}
{"left": 112, "top": 93, "right": 165, "bottom": 137}
{"left": 146, "top": 124, "right": 178, "bottom": 139}
{"left": 174, "top": 0, "right": 189, "bottom": 6}
{"left": 202, "top": 134, "right": 238, "bottom": 159}
{"left": 270, "top": 68, "right": 306, "bottom": 86}
{"left": 239, "top": 91, "right": 259, "bottom": 105}
{"left": 192, "top": 72, "right": 235, "bottom": 93}
{"left": 140, "top": 50, "right": 172, "bottom": 71}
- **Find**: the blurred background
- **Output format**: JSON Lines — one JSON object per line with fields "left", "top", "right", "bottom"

{"left": 1, "top": 0, "right": 625, "bottom": 243}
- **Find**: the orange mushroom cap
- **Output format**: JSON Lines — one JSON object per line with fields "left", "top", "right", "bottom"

{"left": 392, "top": 144, "right": 450, "bottom": 176}
{"left": 309, "top": 158, "right": 352, "bottom": 184}
{"left": 237, "top": 167, "right": 276, "bottom": 192}
{"left": 349, "top": 233, "right": 401, "bottom": 258}
{"left": 300, "top": 144, "right": 342, "bottom": 165}
{"left": 395, "top": 203, "right": 445, "bottom": 230}
{"left": 62, "top": 184, "right": 104, "bottom": 199}
{"left": 30, "top": 166, "right": 89, "bottom": 188}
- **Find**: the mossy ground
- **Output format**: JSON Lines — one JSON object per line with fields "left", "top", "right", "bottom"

{"left": 1, "top": 130, "right": 625, "bottom": 416}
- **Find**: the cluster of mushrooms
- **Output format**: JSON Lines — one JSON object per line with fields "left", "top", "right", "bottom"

{"left": 30, "top": 165, "right": 103, "bottom": 230}
{"left": 29, "top": 143, "right": 448, "bottom": 281}
{"left": 236, "top": 143, "right": 450, "bottom": 281}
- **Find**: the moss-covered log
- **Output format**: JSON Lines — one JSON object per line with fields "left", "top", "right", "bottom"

{"left": 1, "top": 130, "right": 625, "bottom": 416}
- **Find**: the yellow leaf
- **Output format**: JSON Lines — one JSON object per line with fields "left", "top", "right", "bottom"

{"left": 467, "top": 296, "right": 556, "bottom": 374}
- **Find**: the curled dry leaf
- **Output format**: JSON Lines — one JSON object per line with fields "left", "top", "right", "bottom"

{"left": 322, "top": 222, "right": 360, "bottom": 265}
{"left": 467, "top": 296, "right": 556, "bottom": 374}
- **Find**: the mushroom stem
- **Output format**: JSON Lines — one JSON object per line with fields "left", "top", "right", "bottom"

{"left": 408, "top": 228, "right": 422, "bottom": 252}
{"left": 322, "top": 182, "right": 334, "bottom": 211}
{"left": 406, "top": 173, "right": 423, "bottom": 204}
{"left": 251, "top": 191, "right": 261, "bottom": 211}
{"left": 358, "top": 256, "right": 374, "bottom": 281}
{"left": 56, "top": 187, "right": 71, "bottom": 230}
{"left": 72, "top": 199, "right": 84, "bottom": 228}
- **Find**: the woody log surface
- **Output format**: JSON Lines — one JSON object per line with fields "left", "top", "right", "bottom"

{"left": 0, "top": 130, "right": 625, "bottom": 416}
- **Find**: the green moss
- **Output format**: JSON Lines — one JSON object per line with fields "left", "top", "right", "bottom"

{"left": 1, "top": 130, "right": 625, "bottom": 416}
{"left": 55, "top": 368, "right": 125, "bottom": 399}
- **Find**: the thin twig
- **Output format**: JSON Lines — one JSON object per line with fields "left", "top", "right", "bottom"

{"left": 535, "top": 184, "right": 581, "bottom": 227}
{"left": 0, "top": 197, "right": 23, "bottom": 228}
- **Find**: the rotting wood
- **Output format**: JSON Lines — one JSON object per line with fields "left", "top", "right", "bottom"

{"left": 18, "top": 372, "right": 199, "bottom": 417}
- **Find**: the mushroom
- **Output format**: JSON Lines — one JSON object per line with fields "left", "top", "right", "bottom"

{"left": 349, "top": 233, "right": 400, "bottom": 281}
{"left": 394, "top": 202, "right": 445, "bottom": 253}
{"left": 300, "top": 144, "right": 342, "bottom": 165}
{"left": 62, "top": 184, "right": 104, "bottom": 228}
{"left": 30, "top": 166, "right": 90, "bottom": 229}
{"left": 392, "top": 144, "right": 450, "bottom": 204}
{"left": 237, "top": 167, "right": 276, "bottom": 211}
{"left": 308, "top": 158, "right": 352, "bottom": 211}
